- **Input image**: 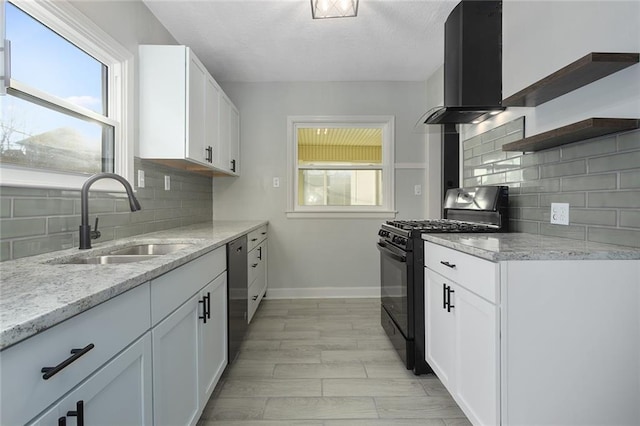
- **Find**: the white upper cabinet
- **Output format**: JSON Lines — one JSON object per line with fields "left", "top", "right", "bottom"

{"left": 139, "top": 45, "right": 240, "bottom": 176}
{"left": 229, "top": 100, "right": 240, "bottom": 175}
{"left": 187, "top": 53, "right": 208, "bottom": 165}
{"left": 217, "top": 93, "right": 240, "bottom": 175}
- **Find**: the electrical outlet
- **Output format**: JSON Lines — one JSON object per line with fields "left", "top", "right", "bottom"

{"left": 414, "top": 184, "right": 422, "bottom": 196}
{"left": 164, "top": 175, "right": 171, "bottom": 191}
{"left": 137, "top": 170, "right": 145, "bottom": 188}
{"left": 273, "top": 177, "right": 280, "bottom": 188}
{"left": 550, "top": 203, "right": 569, "bottom": 225}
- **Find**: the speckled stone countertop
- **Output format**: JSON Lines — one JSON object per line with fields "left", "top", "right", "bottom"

{"left": 0, "top": 220, "right": 266, "bottom": 350}
{"left": 423, "top": 232, "right": 640, "bottom": 262}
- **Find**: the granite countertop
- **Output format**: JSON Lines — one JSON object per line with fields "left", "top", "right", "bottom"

{"left": 423, "top": 232, "right": 640, "bottom": 262}
{"left": 0, "top": 220, "right": 267, "bottom": 350}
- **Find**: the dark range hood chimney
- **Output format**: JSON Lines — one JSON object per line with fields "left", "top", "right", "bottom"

{"left": 425, "top": 0, "right": 505, "bottom": 125}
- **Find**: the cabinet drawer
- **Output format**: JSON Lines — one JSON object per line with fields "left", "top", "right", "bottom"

{"left": 0, "top": 283, "right": 150, "bottom": 426}
{"left": 247, "top": 277, "right": 265, "bottom": 323}
{"left": 247, "top": 225, "right": 267, "bottom": 252}
{"left": 248, "top": 241, "right": 266, "bottom": 285}
{"left": 425, "top": 242, "right": 498, "bottom": 303}
{"left": 151, "top": 247, "right": 226, "bottom": 325}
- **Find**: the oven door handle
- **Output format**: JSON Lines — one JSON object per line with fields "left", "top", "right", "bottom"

{"left": 377, "top": 242, "right": 407, "bottom": 263}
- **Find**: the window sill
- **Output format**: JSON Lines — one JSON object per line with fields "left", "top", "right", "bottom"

{"left": 286, "top": 210, "right": 397, "bottom": 219}
{"left": 0, "top": 165, "right": 134, "bottom": 193}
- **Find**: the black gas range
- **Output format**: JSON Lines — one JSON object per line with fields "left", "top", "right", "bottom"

{"left": 378, "top": 186, "right": 509, "bottom": 374}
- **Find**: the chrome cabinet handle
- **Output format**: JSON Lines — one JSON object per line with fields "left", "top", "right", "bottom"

{"left": 41, "top": 344, "right": 95, "bottom": 380}
{"left": 440, "top": 261, "right": 456, "bottom": 269}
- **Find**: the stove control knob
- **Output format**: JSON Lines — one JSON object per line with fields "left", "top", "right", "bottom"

{"left": 399, "top": 237, "right": 407, "bottom": 245}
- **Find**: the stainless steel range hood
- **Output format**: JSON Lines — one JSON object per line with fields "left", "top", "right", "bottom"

{"left": 424, "top": 0, "right": 505, "bottom": 125}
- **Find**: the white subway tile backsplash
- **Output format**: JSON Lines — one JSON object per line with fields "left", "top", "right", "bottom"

{"left": 620, "top": 171, "right": 640, "bottom": 189}
{"left": 620, "top": 210, "right": 640, "bottom": 229}
{"left": 0, "top": 159, "right": 213, "bottom": 260}
{"left": 588, "top": 191, "right": 640, "bottom": 208}
{"left": 463, "top": 119, "right": 640, "bottom": 248}
{"left": 617, "top": 130, "right": 640, "bottom": 152}
{"left": 560, "top": 136, "right": 616, "bottom": 160}
{"left": 588, "top": 151, "right": 640, "bottom": 173}
{"left": 561, "top": 174, "right": 617, "bottom": 192}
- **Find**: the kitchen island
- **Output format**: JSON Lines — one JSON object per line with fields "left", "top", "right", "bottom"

{"left": 422, "top": 232, "right": 639, "bottom": 426}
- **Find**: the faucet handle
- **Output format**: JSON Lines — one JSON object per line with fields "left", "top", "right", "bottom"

{"left": 90, "top": 217, "right": 101, "bottom": 240}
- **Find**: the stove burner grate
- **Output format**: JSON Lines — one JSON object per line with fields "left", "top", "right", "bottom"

{"left": 385, "top": 219, "right": 497, "bottom": 233}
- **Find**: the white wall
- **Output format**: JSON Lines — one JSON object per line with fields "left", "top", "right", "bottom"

{"left": 425, "top": 66, "right": 444, "bottom": 218}
{"left": 213, "top": 82, "right": 427, "bottom": 298}
{"left": 462, "top": 0, "right": 640, "bottom": 141}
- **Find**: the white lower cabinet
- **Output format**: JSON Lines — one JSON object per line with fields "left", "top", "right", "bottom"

{"left": 425, "top": 241, "right": 640, "bottom": 426}
{"left": 425, "top": 270, "right": 456, "bottom": 389}
{"left": 0, "top": 283, "right": 151, "bottom": 426}
{"left": 247, "top": 225, "right": 268, "bottom": 323}
{"left": 425, "top": 268, "right": 498, "bottom": 426}
{"left": 453, "top": 283, "right": 498, "bottom": 426}
{"left": 199, "top": 273, "right": 228, "bottom": 407}
{"left": 30, "top": 333, "right": 153, "bottom": 426}
{"left": 2, "top": 247, "right": 230, "bottom": 426}
{"left": 152, "top": 294, "right": 201, "bottom": 426}
{"left": 151, "top": 248, "right": 228, "bottom": 426}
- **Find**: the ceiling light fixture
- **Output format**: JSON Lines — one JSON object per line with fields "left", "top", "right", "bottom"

{"left": 311, "top": 0, "right": 359, "bottom": 19}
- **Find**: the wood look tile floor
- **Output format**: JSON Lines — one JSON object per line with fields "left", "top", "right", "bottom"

{"left": 198, "top": 298, "right": 471, "bottom": 426}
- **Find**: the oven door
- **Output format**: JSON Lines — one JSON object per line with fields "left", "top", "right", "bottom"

{"left": 377, "top": 241, "right": 413, "bottom": 338}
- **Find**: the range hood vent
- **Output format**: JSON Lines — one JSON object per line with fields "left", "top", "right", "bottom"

{"left": 425, "top": 0, "right": 505, "bottom": 125}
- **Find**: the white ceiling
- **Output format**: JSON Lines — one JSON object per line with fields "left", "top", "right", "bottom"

{"left": 142, "top": 0, "right": 458, "bottom": 83}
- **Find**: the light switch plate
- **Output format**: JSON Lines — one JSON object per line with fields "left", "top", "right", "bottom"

{"left": 164, "top": 175, "right": 171, "bottom": 191}
{"left": 414, "top": 184, "right": 422, "bottom": 196}
{"left": 550, "top": 203, "right": 569, "bottom": 225}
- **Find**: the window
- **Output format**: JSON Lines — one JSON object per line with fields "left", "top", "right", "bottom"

{"left": 0, "top": 0, "right": 132, "bottom": 190}
{"left": 287, "top": 116, "right": 395, "bottom": 218}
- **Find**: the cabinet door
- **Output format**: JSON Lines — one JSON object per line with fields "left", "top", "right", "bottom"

{"left": 152, "top": 294, "right": 200, "bottom": 426}
{"left": 425, "top": 268, "right": 455, "bottom": 388}
{"left": 206, "top": 76, "right": 222, "bottom": 169}
{"left": 199, "top": 272, "right": 228, "bottom": 406}
{"left": 187, "top": 52, "right": 207, "bottom": 165}
{"left": 218, "top": 96, "right": 231, "bottom": 173}
{"left": 229, "top": 103, "right": 240, "bottom": 175}
{"left": 30, "top": 334, "right": 152, "bottom": 426}
{"left": 454, "top": 284, "right": 499, "bottom": 426}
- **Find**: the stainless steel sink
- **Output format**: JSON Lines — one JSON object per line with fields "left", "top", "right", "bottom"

{"left": 108, "top": 243, "right": 193, "bottom": 256}
{"left": 65, "top": 255, "right": 159, "bottom": 264}
{"left": 49, "top": 243, "right": 194, "bottom": 265}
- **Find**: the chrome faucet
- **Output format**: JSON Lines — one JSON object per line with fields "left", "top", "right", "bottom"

{"left": 79, "top": 173, "right": 141, "bottom": 249}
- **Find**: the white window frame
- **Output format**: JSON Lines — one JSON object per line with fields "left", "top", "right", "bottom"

{"left": 0, "top": 0, "right": 133, "bottom": 192}
{"left": 286, "top": 115, "right": 396, "bottom": 219}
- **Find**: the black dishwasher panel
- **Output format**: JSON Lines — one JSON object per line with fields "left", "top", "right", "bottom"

{"left": 227, "top": 235, "right": 248, "bottom": 363}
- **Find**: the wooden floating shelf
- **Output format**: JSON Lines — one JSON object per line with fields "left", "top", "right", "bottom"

{"left": 503, "top": 52, "right": 639, "bottom": 107}
{"left": 502, "top": 118, "right": 640, "bottom": 152}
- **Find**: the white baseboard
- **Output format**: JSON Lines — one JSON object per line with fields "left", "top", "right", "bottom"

{"left": 264, "top": 286, "right": 380, "bottom": 299}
